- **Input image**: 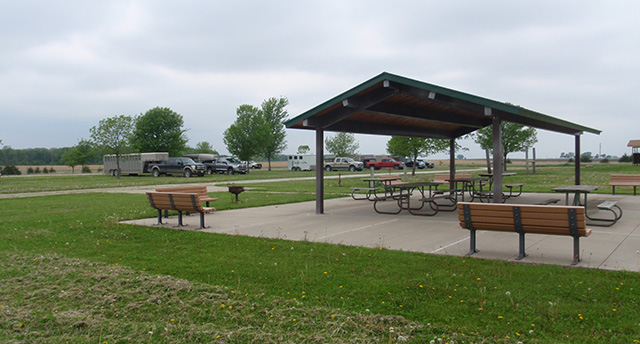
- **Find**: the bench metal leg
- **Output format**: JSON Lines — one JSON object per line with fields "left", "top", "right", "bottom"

{"left": 177, "top": 211, "right": 184, "bottom": 227}
{"left": 199, "top": 212, "right": 208, "bottom": 229}
{"left": 516, "top": 233, "right": 528, "bottom": 260}
{"left": 466, "top": 229, "right": 479, "bottom": 256}
{"left": 156, "top": 210, "right": 163, "bottom": 225}
{"left": 572, "top": 237, "right": 581, "bottom": 265}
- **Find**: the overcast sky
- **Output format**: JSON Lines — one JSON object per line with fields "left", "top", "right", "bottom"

{"left": 1, "top": 1, "right": 638, "bottom": 159}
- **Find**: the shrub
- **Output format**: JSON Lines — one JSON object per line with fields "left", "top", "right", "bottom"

{"left": 34, "top": 167, "right": 41, "bottom": 173}
{"left": 82, "top": 166, "right": 92, "bottom": 173}
{"left": 27, "top": 167, "right": 35, "bottom": 174}
{"left": 580, "top": 155, "right": 592, "bottom": 163}
{"left": 600, "top": 158, "right": 609, "bottom": 163}
{"left": 2, "top": 164, "right": 22, "bottom": 175}
{"left": 43, "top": 167, "right": 49, "bottom": 174}
{"left": 619, "top": 154, "right": 632, "bottom": 163}
{"left": 568, "top": 158, "right": 574, "bottom": 163}
{"left": 49, "top": 167, "right": 56, "bottom": 173}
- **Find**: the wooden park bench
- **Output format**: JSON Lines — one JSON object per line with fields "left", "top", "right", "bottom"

{"left": 146, "top": 192, "right": 216, "bottom": 229}
{"left": 610, "top": 174, "right": 640, "bottom": 195}
{"left": 155, "top": 185, "right": 218, "bottom": 206}
{"left": 457, "top": 202, "right": 591, "bottom": 265}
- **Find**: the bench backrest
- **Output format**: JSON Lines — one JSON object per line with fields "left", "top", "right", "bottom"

{"left": 456, "top": 202, "right": 591, "bottom": 237}
{"left": 433, "top": 174, "right": 472, "bottom": 183}
{"left": 147, "top": 192, "right": 204, "bottom": 213}
{"left": 156, "top": 186, "right": 209, "bottom": 199}
{"left": 610, "top": 174, "right": 640, "bottom": 183}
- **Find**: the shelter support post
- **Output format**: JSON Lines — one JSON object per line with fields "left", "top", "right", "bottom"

{"left": 492, "top": 116, "right": 503, "bottom": 203}
{"left": 449, "top": 139, "right": 456, "bottom": 190}
{"left": 575, "top": 134, "right": 581, "bottom": 185}
{"left": 316, "top": 128, "right": 324, "bottom": 214}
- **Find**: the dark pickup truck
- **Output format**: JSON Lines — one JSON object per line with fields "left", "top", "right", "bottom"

{"left": 149, "top": 157, "right": 206, "bottom": 177}
{"left": 202, "top": 157, "right": 248, "bottom": 175}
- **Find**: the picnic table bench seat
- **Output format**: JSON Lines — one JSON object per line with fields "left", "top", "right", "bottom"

{"left": 610, "top": 174, "right": 640, "bottom": 195}
{"left": 588, "top": 200, "right": 623, "bottom": 227}
{"left": 146, "top": 192, "right": 216, "bottom": 229}
{"left": 457, "top": 202, "right": 591, "bottom": 265}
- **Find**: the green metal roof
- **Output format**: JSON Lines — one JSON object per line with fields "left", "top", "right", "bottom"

{"left": 285, "top": 72, "right": 601, "bottom": 139}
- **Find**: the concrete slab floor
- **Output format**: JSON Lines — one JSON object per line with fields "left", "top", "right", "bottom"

{"left": 124, "top": 192, "right": 640, "bottom": 272}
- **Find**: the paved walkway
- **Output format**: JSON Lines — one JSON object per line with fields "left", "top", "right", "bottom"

{"left": 125, "top": 191, "right": 640, "bottom": 272}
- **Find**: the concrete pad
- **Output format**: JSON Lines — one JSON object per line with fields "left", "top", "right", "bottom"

{"left": 124, "top": 192, "right": 640, "bottom": 272}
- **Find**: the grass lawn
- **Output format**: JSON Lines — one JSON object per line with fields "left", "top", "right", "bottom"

{"left": 1, "top": 163, "right": 639, "bottom": 343}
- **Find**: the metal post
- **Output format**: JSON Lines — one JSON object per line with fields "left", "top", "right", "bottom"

{"left": 316, "top": 128, "right": 324, "bottom": 214}
{"left": 492, "top": 117, "right": 503, "bottom": 203}
{"left": 532, "top": 147, "right": 536, "bottom": 175}
{"left": 525, "top": 147, "right": 529, "bottom": 175}
{"left": 449, "top": 139, "right": 455, "bottom": 190}
{"left": 575, "top": 135, "right": 581, "bottom": 185}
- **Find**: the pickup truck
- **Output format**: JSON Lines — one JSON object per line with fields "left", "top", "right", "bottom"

{"left": 202, "top": 157, "right": 248, "bottom": 175}
{"left": 149, "top": 157, "right": 206, "bottom": 177}
{"left": 324, "top": 157, "right": 364, "bottom": 172}
{"left": 364, "top": 158, "right": 405, "bottom": 170}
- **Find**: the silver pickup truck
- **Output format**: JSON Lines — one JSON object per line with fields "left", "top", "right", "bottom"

{"left": 202, "top": 157, "right": 248, "bottom": 175}
{"left": 323, "top": 157, "right": 364, "bottom": 172}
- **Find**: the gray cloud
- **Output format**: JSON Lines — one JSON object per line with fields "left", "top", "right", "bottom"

{"left": 1, "top": 0, "right": 638, "bottom": 158}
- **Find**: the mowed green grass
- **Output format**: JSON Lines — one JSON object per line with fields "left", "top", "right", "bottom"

{"left": 1, "top": 163, "right": 640, "bottom": 343}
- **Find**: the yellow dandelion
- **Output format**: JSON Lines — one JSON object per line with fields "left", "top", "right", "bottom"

{"left": 331, "top": 314, "right": 335, "bottom": 318}
{"left": 498, "top": 316, "right": 503, "bottom": 319}
{"left": 228, "top": 306, "right": 232, "bottom": 309}
{"left": 221, "top": 304, "right": 225, "bottom": 308}
{"left": 170, "top": 319, "right": 175, "bottom": 322}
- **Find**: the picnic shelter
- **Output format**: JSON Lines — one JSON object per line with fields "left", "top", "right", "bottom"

{"left": 284, "top": 72, "right": 601, "bottom": 214}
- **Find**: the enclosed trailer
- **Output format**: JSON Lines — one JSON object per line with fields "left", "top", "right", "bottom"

{"left": 288, "top": 154, "right": 316, "bottom": 171}
{"left": 103, "top": 152, "right": 169, "bottom": 176}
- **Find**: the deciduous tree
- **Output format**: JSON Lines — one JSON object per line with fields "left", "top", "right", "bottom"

{"left": 325, "top": 133, "right": 359, "bottom": 157}
{"left": 130, "top": 107, "right": 188, "bottom": 156}
{"left": 473, "top": 122, "right": 537, "bottom": 171}
{"left": 297, "top": 145, "right": 310, "bottom": 154}
{"left": 386, "top": 137, "right": 451, "bottom": 175}
{"left": 224, "top": 104, "right": 264, "bottom": 164}
{"left": 259, "top": 97, "right": 289, "bottom": 171}
{"left": 90, "top": 115, "right": 134, "bottom": 178}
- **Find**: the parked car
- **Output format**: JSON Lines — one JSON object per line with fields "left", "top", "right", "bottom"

{"left": 401, "top": 158, "right": 425, "bottom": 169}
{"left": 417, "top": 158, "right": 435, "bottom": 168}
{"left": 364, "top": 158, "right": 404, "bottom": 170}
{"left": 247, "top": 161, "right": 262, "bottom": 169}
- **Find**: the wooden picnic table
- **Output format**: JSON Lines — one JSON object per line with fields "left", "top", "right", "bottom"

{"left": 372, "top": 181, "right": 443, "bottom": 216}
{"left": 446, "top": 177, "right": 490, "bottom": 202}
{"left": 552, "top": 185, "right": 599, "bottom": 207}
{"left": 552, "top": 185, "right": 622, "bottom": 226}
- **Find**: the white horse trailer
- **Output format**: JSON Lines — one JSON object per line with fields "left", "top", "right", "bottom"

{"left": 288, "top": 154, "right": 316, "bottom": 171}
{"left": 103, "top": 152, "right": 168, "bottom": 176}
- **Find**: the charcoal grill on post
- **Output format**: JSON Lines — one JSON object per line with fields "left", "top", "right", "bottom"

{"left": 228, "top": 185, "right": 245, "bottom": 203}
